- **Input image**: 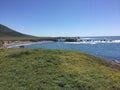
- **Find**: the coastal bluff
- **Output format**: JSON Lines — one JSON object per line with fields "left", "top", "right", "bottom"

{"left": 0, "top": 49, "right": 120, "bottom": 90}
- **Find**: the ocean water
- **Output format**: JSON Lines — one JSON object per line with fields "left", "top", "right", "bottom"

{"left": 11, "top": 36, "right": 120, "bottom": 63}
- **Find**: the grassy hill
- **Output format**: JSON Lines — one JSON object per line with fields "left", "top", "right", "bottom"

{"left": 0, "top": 24, "right": 57, "bottom": 41}
{"left": 0, "top": 24, "right": 39, "bottom": 40}
{"left": 0, "top": 49, "right": 120, "bottom": 90}
{"left": 0, "top": 24, "right": 27, "bottom": 37}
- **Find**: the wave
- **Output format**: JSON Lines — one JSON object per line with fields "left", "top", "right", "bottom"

{"left": 81, "top": 36, "right": 120, "bottom": 40}
{"left": 65, "top": 40, "right": 120, "bottom": 44}
{"left": 80, "top": 37, "right": 93, "bottom": 40}
{"left": 114, "top": 60, "right": 120, "bottom": 63}
{"left": 113, "top": 40, "right": 120, "bottom": 43}
{"left": 65, "top": 42, "right": 96, "bottom": 44}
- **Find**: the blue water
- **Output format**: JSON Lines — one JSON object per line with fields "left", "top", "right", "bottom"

{"left": 11, "top": 36, "right": 120, "bottom": 62}
{"left": 81, "top": 36, "right": 120, "bottom": 40}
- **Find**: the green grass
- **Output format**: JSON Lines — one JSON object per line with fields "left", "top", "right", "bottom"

{"left": 0, "top": 49, "right": 120, "bottom": 90}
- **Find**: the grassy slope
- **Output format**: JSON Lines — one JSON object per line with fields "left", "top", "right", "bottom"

{"left": 0, "top": 49, "right": 120, "bottom": 90}
{"left": 0, "top": 24, "right": 39, "bottom": 40}
{"left": 0, "top": 24, "right": 57, "bottom": 41}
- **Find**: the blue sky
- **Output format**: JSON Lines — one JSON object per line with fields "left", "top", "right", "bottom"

{"left": 0, "top": 0, "right": 120, "bottom": 37}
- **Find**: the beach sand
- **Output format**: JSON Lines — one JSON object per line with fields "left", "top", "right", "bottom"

{"left": 4, "top": 41, "right": 53, "bottom": 48}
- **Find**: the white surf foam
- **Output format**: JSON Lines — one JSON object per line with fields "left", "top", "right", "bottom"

{"left": 114, "top": 60, "right": 120, "bottom": 63}
{"left": 65, "top": 40, "right": 120, "bottom": 44}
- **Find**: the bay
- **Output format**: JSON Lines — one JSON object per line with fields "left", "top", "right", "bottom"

{"left": 11, "top": 36, "right": 120, "bottom": 62}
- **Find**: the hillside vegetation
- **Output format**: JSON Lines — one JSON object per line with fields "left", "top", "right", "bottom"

{"left": 0, "top": 24, "right": 37, "bottom": 40}
{"left": 0, "top": 24, "right": 58, "bottom": 41}
{"left": 0, "top": 49, "right": 120, "bottom": 90}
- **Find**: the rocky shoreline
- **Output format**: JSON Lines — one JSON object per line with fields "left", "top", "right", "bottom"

{"left": 105, "top": 60, "right": 120, "bottom": 71}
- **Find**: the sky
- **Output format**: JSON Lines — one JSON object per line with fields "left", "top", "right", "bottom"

{"left": 0, "top": 0, "right": 120, "bottom": 37}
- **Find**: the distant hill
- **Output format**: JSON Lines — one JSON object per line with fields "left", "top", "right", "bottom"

{"left": 0, "top": 24, "right": 37, "bottom": 40}
{"left": 0, "top": 24, "right": 58, "bottom": 41}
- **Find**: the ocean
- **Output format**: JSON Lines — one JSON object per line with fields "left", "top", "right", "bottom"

{"left": 11, "top": 36, "right": 120, "bottom": 63}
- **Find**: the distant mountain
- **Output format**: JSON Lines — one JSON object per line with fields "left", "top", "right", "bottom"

{"left": 0, "top": 24, "right": 37, "bottom": 40}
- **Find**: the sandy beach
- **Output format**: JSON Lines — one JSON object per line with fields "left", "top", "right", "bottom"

{"left": 4, "top": 41, "right": 53, "bottom": 48}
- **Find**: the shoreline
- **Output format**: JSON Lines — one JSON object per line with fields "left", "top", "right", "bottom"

{"left": 105, "top": 60, "right": 120, "bottom": 71}
{"left": 8, "top": 41, "right": 120, "bottom": 63}
{"left": 6, "top": 41, "right": 54, "bottom": 48}
{"left": 4, "top": 41, "right": 120, "bottom": 70}
{"left": 3, "top": 41, "right": 120, "bottom": 71}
